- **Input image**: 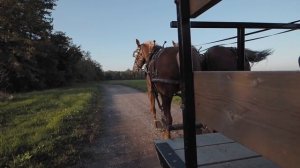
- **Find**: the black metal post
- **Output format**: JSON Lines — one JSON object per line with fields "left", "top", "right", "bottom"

{"left": 237, "top": 28, "right": 245, "bottom": 70}
{"left": 176, "top": 0, "right": 197, "bottom": 167}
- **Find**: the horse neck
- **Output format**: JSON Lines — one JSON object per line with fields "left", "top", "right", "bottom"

{"left": 140, "top": 43, "right": 153, "bottom": 62}
{"left": 146, "top": 45, "right": 163, "bottom": 62}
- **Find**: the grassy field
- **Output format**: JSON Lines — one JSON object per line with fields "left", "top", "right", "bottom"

{"left": 0, "top": 80, "right": 181, "bottom": 167}
{"left": 105, "top": 80, "right": 181, "bottom": 104}
{"left": 0, "top": 83, "right": 102, "bottom": 167}
{"left": 105, "top": 80, "right": 148, "bottom": 92}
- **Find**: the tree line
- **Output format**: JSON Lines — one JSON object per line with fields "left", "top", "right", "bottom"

{"left": 103, "top": 69, "right": 145, "bottom": 80}
{"left": 0, "top": 0, "right": 103, "bottom": 92}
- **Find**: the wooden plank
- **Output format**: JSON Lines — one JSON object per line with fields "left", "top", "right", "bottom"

{"left": 194, "top": 71, "right": 300, "bottom": 168}
{"left": 200, "top": 157, "right": 279, "bottom": 168}
{"left": 165, "top": 133, "right": 233, "bottom": 150}
{"left": 155, "top": 133, "right": 278, "bottom": 168}
{"left": 175, "top": 141, "right": 260, "bottom": 166}
{"left": 189, "top": 0, "right": 221, "bottom": 18}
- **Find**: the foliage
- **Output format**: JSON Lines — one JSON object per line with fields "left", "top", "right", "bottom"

{"left": 0, "top": 0, "right": 103, "bottom": 92}
{"left": 0, "top": 63, "right": 9, "bottom": 91}
{"left": 104, "top": 69, "right": 144, "bottom": 80}
{"left": 105, "top": 79, "right": 147, "bottom": 92}
{"left": 75, "top": 51, "right": 104, "bottom": 82}
{"left": 0, "top": 83, "right": 102, "bottom": 167}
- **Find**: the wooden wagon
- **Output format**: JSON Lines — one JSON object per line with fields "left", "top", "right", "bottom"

{"left": 154, "top": 0, "right": 300, "bottom": 168}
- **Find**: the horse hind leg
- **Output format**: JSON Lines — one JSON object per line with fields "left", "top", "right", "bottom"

{"left": 148, "top": 86, "right": 160, "bottom": 129}
{"left": 149, "top": 92, "right": 162, "bottom": 129}
{"left": 146, "top": 77, "right": 158, "bottom": 128}
{"left": 161, "top": 95, "right": 173, "bottom": 139}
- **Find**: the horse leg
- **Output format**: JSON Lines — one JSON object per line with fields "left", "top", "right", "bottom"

{"left": 161, "top": 95, "right": 173, "bottom": 139}
{"left": 146, "top": 76, "right": 157, "bottom": 127}
{"left": 149, "top": 90, "right": 161, "bottom": 129}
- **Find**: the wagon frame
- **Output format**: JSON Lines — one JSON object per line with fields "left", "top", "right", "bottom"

{"left": 154, "top": 0, "right": 300, "bottom": 168}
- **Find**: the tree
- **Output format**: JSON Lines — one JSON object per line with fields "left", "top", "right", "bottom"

{"left": 0, "top": 0, "right": 104, "bottom": 92}
{"left": 0, "top": 0, "right": 57, "bottom": 91}
{"left": 75, "top": 51, "right": 103, "bottom": 82}
{"left": 0, "top": 63, "right": 8, "bottom": 91}
{"left": 103, "top": 69, "right": 143, "bottom": 80}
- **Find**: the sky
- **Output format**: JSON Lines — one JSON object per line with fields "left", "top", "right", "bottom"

{"left": 52, "top": 0, "right": 300, "bottom": 71}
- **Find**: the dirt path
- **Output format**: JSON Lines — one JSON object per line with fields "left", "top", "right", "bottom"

{"left": 81, "top": 84, "right": 183, "bottom": 168}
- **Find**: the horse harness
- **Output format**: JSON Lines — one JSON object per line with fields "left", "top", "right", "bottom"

{"left": 145, "top": 45, "right": 180, "bottom": 111}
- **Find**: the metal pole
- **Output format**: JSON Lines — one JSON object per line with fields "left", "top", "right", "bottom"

{"left": 171, "top": 21, "right": 300, "bottom": 29}
{"left": 176, "top": 0, "right": 197, "bottom": 167}
{"left": 237, "top": 28, "right": 245, "bottom": 70}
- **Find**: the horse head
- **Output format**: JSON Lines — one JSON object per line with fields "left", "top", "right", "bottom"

{"left": 132, "top": 39, "right": 156, "bottom": 72}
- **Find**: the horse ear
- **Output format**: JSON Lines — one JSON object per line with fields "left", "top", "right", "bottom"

{"left": 136, "top": 39, "right": 141, "bottom": 47}
{"left": 172, "top": 41, "right": 176, "bottom": 47}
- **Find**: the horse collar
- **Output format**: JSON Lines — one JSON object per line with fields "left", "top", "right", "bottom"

{"left": 149, "top": 46, "right": 163, "bottom": 61}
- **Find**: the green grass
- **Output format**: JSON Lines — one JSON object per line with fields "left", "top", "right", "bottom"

{"left": 0, "top": 83, "right": 102, "bottom": 167}
{"left": 105, "top": 80, "right": 148, "bottom": 92}
{"left": 105, "top": 79, "right": 181, "bottom": 104}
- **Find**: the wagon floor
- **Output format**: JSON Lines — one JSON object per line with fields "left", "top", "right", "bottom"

{"left": 154, "top": 133, "right": 279, "bottom": 168}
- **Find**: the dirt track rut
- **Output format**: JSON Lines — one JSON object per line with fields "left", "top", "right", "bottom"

{"left": 82, "top": 84, "right": 182, "bottom": 168}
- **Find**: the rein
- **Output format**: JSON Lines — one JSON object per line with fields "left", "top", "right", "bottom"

{"left": 145, "top": 45, "right": 165, "bottom": 111}
{"left": 151, "top": 78, "right": 180, "bottom": 85}
{"left": 145, "top": 45, "right": 180, "bottom": 112}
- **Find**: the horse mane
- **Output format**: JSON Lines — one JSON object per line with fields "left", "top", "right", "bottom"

{"left": 142, "top": 40, "right": 163, "bottom": 54}
{"left": 143, "top": 40, "right": 156, "bottom": 47}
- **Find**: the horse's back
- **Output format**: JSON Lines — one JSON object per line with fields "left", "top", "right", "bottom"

{"left": 191, "top": 48, "right": 202, "bottom": 71}
{"left": 203, "top": 46, "right": 245, "bottom": 71}
{"left": 151, "top": 47, "right": 180, "bottom": 79}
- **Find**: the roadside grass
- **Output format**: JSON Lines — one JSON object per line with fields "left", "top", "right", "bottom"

{"left": 0, "top": 83, "right": 102, "bottom": 167}
{"left": 105, "top": 80, "right": 147, "bottom": 92}
{"left": 105, "top": 79, "right": 181, "bottom": 104}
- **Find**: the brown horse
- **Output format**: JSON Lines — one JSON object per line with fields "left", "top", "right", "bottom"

{"left": 133, "top": 40, "right": 271, "bottom": 139}
{"left": 172, "top": 41, "right": 272, "bottom": 71}
{"left": 133, "top": 39, "right": 201, "bottom": 138}
{"left": 201, "top": 46, "right": 272, "bottom": 70}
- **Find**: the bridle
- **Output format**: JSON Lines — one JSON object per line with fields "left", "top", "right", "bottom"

{"left": 133, "top": 47, "right": 145, "bottom": 71}
{"left": 132, "top": 42, "right": 180, "bottom": 111}
{"left": 133, "top": 44, "right": 165, "bottom": 110}
{"left": 133, "top": 44, "right": 155, "bottom": 72}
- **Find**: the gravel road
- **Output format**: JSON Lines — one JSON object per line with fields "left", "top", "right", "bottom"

{"left": 81, "top": 84, "right": 183, "bottom": 168}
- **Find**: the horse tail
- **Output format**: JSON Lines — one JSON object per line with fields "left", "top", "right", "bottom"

{"left": 245, "top": 48, "right": 273, "bottom": 63}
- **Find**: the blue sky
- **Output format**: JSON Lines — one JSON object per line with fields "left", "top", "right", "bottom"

{"left": 52, "top": 0, "right": 300, "bottom": 71}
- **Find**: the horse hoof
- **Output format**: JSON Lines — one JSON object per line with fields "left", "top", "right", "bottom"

{"left": 154, "top": 120, "right": 164, "bottom": 131}
{"left": 163, "top": 131, "right": 171, "bottom": 139}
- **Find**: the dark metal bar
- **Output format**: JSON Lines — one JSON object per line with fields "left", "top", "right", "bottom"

{"left": 237, "top": 28, "right": 245, "bottom": 70}
{"left": 176, "top": 0, "right": 197, "bottom": 167}
{"left": 171, "top": 21, "right": 300, "bottom": 29}
{"left": 199, "top": 19, "right": 300, "bottom": 46}
{"left": 168, "top": 123, "right": 203, "bottom": 131}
